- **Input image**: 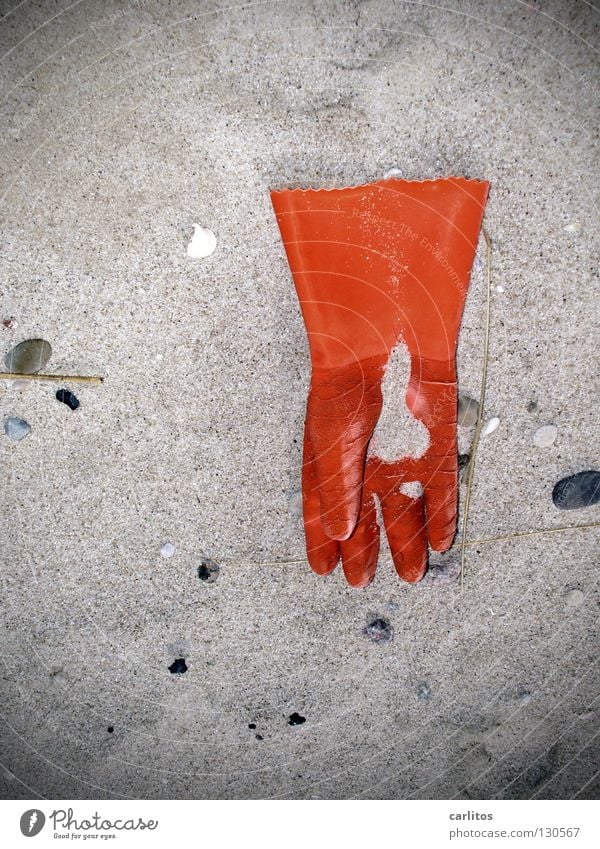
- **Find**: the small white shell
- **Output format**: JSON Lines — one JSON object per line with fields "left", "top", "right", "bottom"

{"left": 482, "top": 417, "right": 500, "bottom": 436}
{"left": 532, "top": 424, "right": 558, "bottom": 448}
{"left": 160, "top": 541, "right": 176, "bottom": 558}
{"left": 187, "top": 224, "right": 217, "bottom": 258}
{"left": 383, "top": 167, "right": 403, "bottom": 180}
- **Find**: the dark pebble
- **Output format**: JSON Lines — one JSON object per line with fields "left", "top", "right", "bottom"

{"left": 107, "top": 726, "right": 114, "bottom": 733}
{"left": 255, "top": 734, "right": 263, "bottom": 740}
{"left": 168, "top": 658, "right": 188, "bottom": 674}
{"left": 248, "top": 723, "right": 256, "bottom": 729}
{"left": 288, "top": 712, "right": 306, "bottom": 726}
{"left": 458, "top": 453, "right": 470, "bottom": 470}
{"left": 552, "top": 471, "right": 600, "bottom": 510}
{"left": 56, "top": 388, "right": 80, "bottom": 410}
{"left": 362, "top": 617, "right": 394, "bottom": 643}
{"left": 197, "top": 558, "right": 220, "bottom": 582}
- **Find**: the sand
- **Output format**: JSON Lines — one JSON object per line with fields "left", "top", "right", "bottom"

{"left": 0, "top": 0, "right": 598, "bottom": 800}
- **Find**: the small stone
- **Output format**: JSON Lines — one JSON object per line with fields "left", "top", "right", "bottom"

{"left": 482, "top": 416, "right": 500, "bottom": 436}
{"left": 495, "top": 285, "right": 505, "bottom": 293}
{"left": 518, "top": 690, "right": 533, "bottom": 705}
{"left": 532, "top": 424, "right": 557, "bottom": 448}
{"left": 552, "top": 471, "right": 600, "bottom": 510}
{"left": 2, "top": 317, "right": 17, "bottom": 329}
{"left": 107, "top": 726, "right": 114, "bottom": 733}
{"left": 458, "top": 453, "right": 470, "bottom": 471}
{"left": 383, "top": 167, "right": 403, "bottom": 180}
{"left": 160, "top": 541, "right": 176, "bottom": 558}
{"left": 288, "top": 712, "right": 306, "bottom": 726}
{"left": 362, "top": 618, "right": 394, "bottom": 643}
{"left": 563, "top": 589, "right": 584, "bottom": 608}
{"left": 579, "top": 711, "right": 596, "bottom": 721}
{"left": 187, "top": 224, "right": 217, "bottom": 258}
{"left": 197, "top": 558, "right": 219, "bottom": 582}
{"left": 526, "top": 400, "right": 538, "bottom": 413}
{"left": 417, "top": 681, "right": 432, "bottom": 702}
{"left": 56, "top": 388, "right": 80, "bottom": 410}
{"left": 4, "top": 338, "right": 52, "bottom": 374}
{"left": 426, "top": 558, "right": 460, "bottom": 585}
{"left": 49, "top": 667, "right": 67, "bottom": 686}
{"left": 457, "top": 394, "right": 479, "bottom": 427}
{"left": 9, "top": 380, "right": 29, "bottom": 392}
{"left": 168, "top": 658, "right": 187, "bottom": 674}
{"left": 4, "top": 416, "right": 31, "bottom": 440}
{"left": 563, "top": 222, "right": 581, "bottom": 233}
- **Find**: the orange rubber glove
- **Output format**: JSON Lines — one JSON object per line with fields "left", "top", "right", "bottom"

{"left": 272, "top": 177, "right": 489, "bottom": 587}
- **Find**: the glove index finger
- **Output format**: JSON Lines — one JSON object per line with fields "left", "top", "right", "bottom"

{"left": 307, "top": 361, "right": 384, "bottom": 541}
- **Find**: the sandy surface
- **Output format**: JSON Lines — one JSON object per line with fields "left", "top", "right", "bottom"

{"left": 0, "top": 0, "right": 598, "bottom": 799}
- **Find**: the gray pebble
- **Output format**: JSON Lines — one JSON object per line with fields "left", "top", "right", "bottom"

{"left": 417, "top": 681, "right": 432, "bottom": 702}
{"left": 552, "top": 471, "right": 600, "bottom": 510}
{"left": 457, "top": 394, "right": 479, "bottom": 427}
{"left": 49, "top": 667, "right": 67, "bottom": 686}
{"left": 4, "top": 338, "right": 52, "bottom": 374}
{"left": 4, "top": 416, "right": 31, "bottom": 440}
{"left": 518, "top": 690, "right": 533, "bottom": 705}
{"left": 362, "top": 618, "right": 393, "bottom": 643}
{"left": 426, "top": 557, "right": 460, "bottom": 585}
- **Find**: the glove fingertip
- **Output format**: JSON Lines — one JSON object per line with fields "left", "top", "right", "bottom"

{"left": 307, "top": 539, "right": 340, "bottom": 576}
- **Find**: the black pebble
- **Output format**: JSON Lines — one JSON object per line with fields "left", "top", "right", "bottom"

{"left": 197, "top": 558, "right": 220, "bottom": 582}
{"left": 458, "top": 454, "right": 470, "bottom": 470}
{"left": 362, "top": 617, "right": 394, "bottom": 643}
{"left": 552, "top": 471, "right": 600, "bottom": 510}
{"left": 248, "top": 723, "right": 256, "bottom": 729}
{"left": 56, "top": 388, "right": 80, "bottom": 410}
{"left": 107, "top": 726, "right": 114, "bottom": 733}
{"left": 288, "top": 712, "right": 306, "bottom": 726}
{"left": 168, "top": 658, "right": 188, "bottom": 674}
{"left": 255, "top": 734, "right": 263, "bottom": 740}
